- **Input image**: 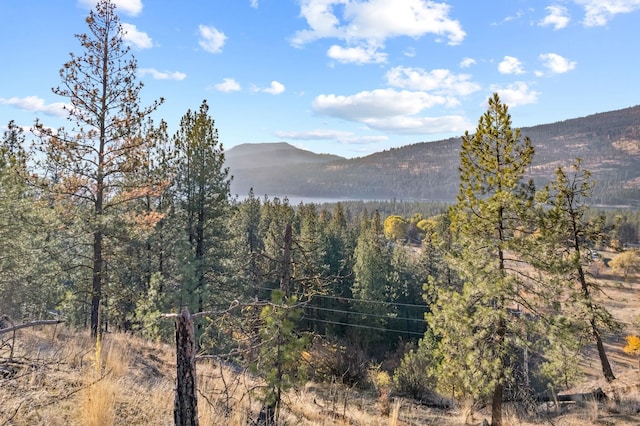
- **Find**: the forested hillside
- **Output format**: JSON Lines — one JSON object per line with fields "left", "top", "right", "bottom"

{"left": 228, "top": 106, "right": 640, "bottom": 206}
{"left": 3, "top": 2, "right": 640, "bottom": 426}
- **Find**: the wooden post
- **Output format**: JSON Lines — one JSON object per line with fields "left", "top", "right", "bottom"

{"left": 174, "top": 307, "right": 199, "bottom": 426}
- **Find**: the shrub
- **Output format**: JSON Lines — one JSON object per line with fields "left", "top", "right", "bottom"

{"left": 305, "top": 337, "right": 371, "bottom": 387}
{"left": 393, "top": 337, "right": 437, "bottom": 400}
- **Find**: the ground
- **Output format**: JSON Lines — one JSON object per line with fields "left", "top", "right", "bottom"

{"left": 1, "top": 257, "right": 639, "bottom": 425}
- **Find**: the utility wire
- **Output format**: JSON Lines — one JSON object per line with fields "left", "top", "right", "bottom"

{"left": 310, "top": 293, "right": 428, "bottom": 309}
{"left": 254, "top": 286, "right": 428, "bottom": 309}
{"left": 302, "top": 316, "right": 425, "bottom": 336}
{"left": 304, "top": 305, "right": 428, "bottom": 323}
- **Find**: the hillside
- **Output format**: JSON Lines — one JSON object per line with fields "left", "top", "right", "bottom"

{"left": 2, "top": 262, "right": 639, "bottom": 425}
{"left": 227, "top": 105, "right": 640, "bottom": 206}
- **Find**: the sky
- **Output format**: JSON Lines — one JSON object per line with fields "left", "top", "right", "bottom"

{"left": 1, "top": 0, "right": 639, "bottom": 159}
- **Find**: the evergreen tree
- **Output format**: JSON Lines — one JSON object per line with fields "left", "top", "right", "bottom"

{"left": 352, "top": 211, "right": 392, "bottom": 348}
{"left": 33, "top": 0, "right": 162, "bottom": 337}
{"left": 171, "top": 100, "right": 232, "bottom": 313}
{"left": 536, "top": 161, "right": 618, "bottom": 382}
{"left": 0, "top": 122, "right": 62, "bottom": 319}
{"left": 429, "top": 93, "right": 535, "bottom": 426}
{"left": 227, "top": 189, "right": 263, "bottom": 299}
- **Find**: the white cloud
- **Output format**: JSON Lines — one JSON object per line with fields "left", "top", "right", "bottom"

{"left": 250, "top": 0, "right": 259, "bottom": 8}
{"left": 575, "top": 0, "right": 640, "bottom": 26}
{"left": 198, "top": 25, "right": 226, "bottom": 53}
{"left": 498, "top": 56, "right": 525, "bottom": 75}
{"left": 261, "top": 81, "right": 286, "bottom": 95}
{"left": 460, "top": 57, "right": 476, "bottom": 68}
{"left": 121, "top": 23, "right": 152, "bottom": 49}
{"left": 313, "top": 89, "right": 448, "bottom": 121}
{"left": 310, "top": 88, "right": 469, "bottom": 134}
{"left": 327, "top": 44, "right": 387, "bottom": 64}
{"left": 139, "top": 68, "right": 186, "bottom": 80}
{"left": 490, "top": 82, "right": 539, "bottom": 107}
{"left": 539, "top": 6, "right": 570, "bottom": 30}
{"left": 362, "top": 115, "right": 471, "bottom": 135}
{"left": 403, "top": 47, "right": 416, "bottom": 58}
{"left": 78, "top": 0, "right": 143, "bottom": 16}
{"left": 539, "top": 53, "right": 576, "bottom": 74}
{"left": 274, "top": 129, "right": 388, "bottom": 144}
{"left": 0, "top": 96, "right": 69, "bottom": 118}
{"left": 214, "top": 78, "right": 241, "bottom": 92}
{"left": 291, "top": 0, "right": 465, "bottom": 63}
{"left": 386, "top": 66, "right": 481, "bottom": 96}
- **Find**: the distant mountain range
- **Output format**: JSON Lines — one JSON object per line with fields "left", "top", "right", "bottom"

{"left": 225, "top": 105, "right": 640, "bottom": 207}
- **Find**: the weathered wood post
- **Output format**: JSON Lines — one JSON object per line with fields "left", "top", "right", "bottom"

{"left": 174, "top": 307, "right": 199, "bottom": 426}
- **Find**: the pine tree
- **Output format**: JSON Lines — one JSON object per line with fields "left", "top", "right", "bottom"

{"left": 429, "top": 93, "right": 535, "bottom": 426}
{"left": 33, "top": 0, "right": 162, "bottom": 337}
{"left": 227, "top": 190, "right": 263, "bottom": 299}
{"left": 171, "top": 100, "right": 232, "bottom": 313}
{"left": 352, "top": 211, "right": 392, "bottom": 347}
{"left": 537, "top": 161, "right": 617, "bottom": 382}
{"left": 0, "top": 122, "right": 59, "bottom": 318}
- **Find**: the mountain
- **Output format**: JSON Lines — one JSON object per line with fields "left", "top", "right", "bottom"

{"left": 226, "top": 106, "right": 640, "bottom": 207}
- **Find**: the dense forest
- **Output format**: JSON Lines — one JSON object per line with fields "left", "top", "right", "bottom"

{"left": 2, "top": 2, "right": 640, "bottom": 426}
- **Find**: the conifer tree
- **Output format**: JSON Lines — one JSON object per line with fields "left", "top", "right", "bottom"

{"left": 34, "top": 0, "right": 162, "bottom": 337}
{"left": 429, "top": 93, "right": 535, "bottom": 426}
{"left": 352, "top": 211, "right": 392, "bottom": 347}
{"left": 537, "top": 161, "right": 617, "bottom": 382}
{"left": 171, "top": 100, "right": 231, "bottom": 313}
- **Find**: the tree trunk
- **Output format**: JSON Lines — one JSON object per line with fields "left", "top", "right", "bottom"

{"left": 174, "top": 308, "right": 199, "bottom": 426}
{"left": 592, "top": 318, "right": 616, "bottom": 382}
{"left": 91, "top": 230, "right": 103, "bottom": 338}
{"left": 280, "top": 223, "right": 292, "bottom": 298}
{"left": 491, "top": 314, "right": 506, "bottom": 426}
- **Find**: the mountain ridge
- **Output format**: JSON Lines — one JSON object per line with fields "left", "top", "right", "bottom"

{"left": 226, "top": 105, "right": 640, "bottom": 206}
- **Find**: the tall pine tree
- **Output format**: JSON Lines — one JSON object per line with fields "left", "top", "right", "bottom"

{"left": 429, "top": 93, "right": 535, "bottom": 426}
{"left": 34, "top": 0, "right": 162, "bottom": 337}
{"left": 171, "top": 100, "right": 232, "bottom": 313}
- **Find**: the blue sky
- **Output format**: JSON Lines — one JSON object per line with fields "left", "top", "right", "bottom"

{"left": 1, "top": 0, "right": 639, "bottom": 158}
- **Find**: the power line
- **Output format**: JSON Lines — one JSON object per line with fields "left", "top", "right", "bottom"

{"left": 305, "top": 305, "right": 428, "bottom": 323}
{"left": 253, "top": 286, "right": 429, "bottom": 309}
{"left": 310, "top": 293, "right": 428, "bottom": 309}
{"left": 302, "top": 316, "right": 425, "bottom": 337}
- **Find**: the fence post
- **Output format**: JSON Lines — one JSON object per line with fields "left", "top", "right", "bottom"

{"left": 174, "top": 307, "right": 199, "bottom": 426}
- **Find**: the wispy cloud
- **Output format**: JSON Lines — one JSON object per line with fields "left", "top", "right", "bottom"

{"left": 327, "top": 44, "right": 387, "bottom": 64}
{"left": 312, "top": 88, "right": 470, "bottom": 134}
{"left": 498, "top": 56, "right": 525, "bottom": 75}
{"left": 78, "top": 0, "right": 143, "bottom": 16}
{"left": 0, "top": 96, "right": 69, "bottom": 118}
{"left": 139, "top": 68, "right": 186, "bottom": 80}
{"left": 198, "top": 25, "right": 226, "bottom": 53}
{"left": 121, "top": 23, "right": 152, "bottom": 49}
{"left": 539, "top": 6, "right": 570, "bottom": 30}
{"left": 274, "top": 129, "right": 388, "bottom": 144}
{"left": 575, "top": 0, "right": 640, "bottom": 26}
{"left": 460, "top": 57, "right": 476, "bottom": 68}
{"left": 214, "top": 78, "right": 241, "bottom": 92}
{"left": 250, "top": 0, "right": 259, "bottom": 8}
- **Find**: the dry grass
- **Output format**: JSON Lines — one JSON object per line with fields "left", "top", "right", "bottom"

{"left": 0, "top": 267, "right": 638, "bottom": 425}
{"left": 1, "top": 325, "right": 639, "bottom": 425}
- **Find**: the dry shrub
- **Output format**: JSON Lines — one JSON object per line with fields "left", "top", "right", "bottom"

{"left": 305, "top": 337, "right": 370, "bottom": 387}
